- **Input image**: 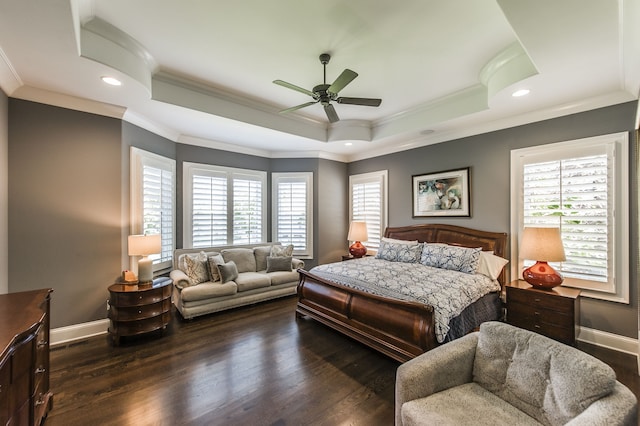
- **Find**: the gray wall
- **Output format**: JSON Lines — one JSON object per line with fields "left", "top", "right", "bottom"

{"left": 8, "top": 99, "right": 123, "bottom": 328}
{"left": 349, "top": 101, "right": 638, "bottom": 338}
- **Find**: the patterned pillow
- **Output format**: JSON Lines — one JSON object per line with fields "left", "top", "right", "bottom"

{"left": 207, "top": 254, "right": 225, "bottom": 282}
{"left": 271, "top": 244, "right": 294, "bottom": 257}
{"left": 217, "top": 260, "right": 239, "bottom": 283}
{"left": 420, "top": 243, "right": 481, "bottom": 274}
{"left": 375, "top": 241, "right": 422, "bottom": 263}
{"left": 183, "top": 251, "right": 209, "bottom": 284}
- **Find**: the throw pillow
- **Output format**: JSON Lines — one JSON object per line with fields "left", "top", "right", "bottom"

{"left": 221, "top": 248, "right": 256, "bottom": 273}
{"left": 271, "top": 244, "right": 294, "bottom": 257}
{"left": 253, "top": 245, "right": 273, "bottom": 271}
{"left": 375, "top": 240, "right": 422, "bottom": 263}
{"left": 217, "top": 260, "right": 239, "bottom": 283}
{"left": 476, "top": 251, "right": 509, "bottom": 280}
{"left": 183, "top": 251, "right": 209, "bottom": 284}
{"left": 420, "top": 243, "right": 481, "bottom": 274}
{"left": 207, "top": 253, "right": 225, "bottom": 282}
{"left": 266, "top": 256, "right": 293, "bottom": 272}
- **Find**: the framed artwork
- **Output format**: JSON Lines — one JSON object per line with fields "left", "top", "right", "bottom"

{"left": 412, "top": 167, "right": 470, "bottom": 217}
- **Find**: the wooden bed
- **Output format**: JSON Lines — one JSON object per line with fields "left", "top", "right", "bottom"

{"left": 295, "top": 224, "right": 508, "bottom": 362}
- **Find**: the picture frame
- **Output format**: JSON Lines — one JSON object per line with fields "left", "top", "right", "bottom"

{"left": 412, "top": 167, "right": 470, "bottom": 217}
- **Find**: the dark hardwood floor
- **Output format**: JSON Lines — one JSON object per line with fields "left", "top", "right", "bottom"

{"left": 46, "top": 296, "right": 639, "bottom": 426}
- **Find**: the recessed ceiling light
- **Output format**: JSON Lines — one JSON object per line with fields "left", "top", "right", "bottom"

{"left": 101, "top": 76, "right": 122, "bottom": 86}
{"left": 344, "top": 142, "right": 353, "bottom": 146}
{"left": 512, "top": 89, "right": 530, "bottom": 97}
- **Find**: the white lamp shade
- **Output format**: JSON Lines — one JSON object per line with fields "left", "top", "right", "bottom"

{"left": 519, "top": 227, "right": 566, "bottom": 262}
{"left": 128, "top": 234, "right": 161, "bottom": 256}
{"left": 347, "top": 221, "right": 368, "bottom": 242}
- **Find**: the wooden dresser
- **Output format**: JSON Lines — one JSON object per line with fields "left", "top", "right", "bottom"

{"left": 107, "top": 277, "right": 172, "bottom": 345}
{"left": 506, "top": 280, "right": 580, "bottom": 345}
{"left": 0, "top": 288, "right": 53, "bottom": 426}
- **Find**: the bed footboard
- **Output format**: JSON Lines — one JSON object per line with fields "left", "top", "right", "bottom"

{"left": 296, "top": 269, "right": 437, "bottom": 362}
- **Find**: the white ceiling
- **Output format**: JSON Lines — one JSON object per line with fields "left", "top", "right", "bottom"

{"left": 1, "top": 0, "right": 639, "bottom": 162}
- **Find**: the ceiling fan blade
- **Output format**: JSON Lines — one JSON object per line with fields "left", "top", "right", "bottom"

{"left": 324, "top": 104, "right": 339, "bottom": 123}
{"left": 328, "top": 69, "right": 358, "bottom": 94}
{"left": 273, "top": 80, "right": 315, "bottom": 98}
{"left": 279, "top": 101, "right": 317, "bottom": 114}
{"left": 337, "top": 97, "right": 382, "bottom": 107}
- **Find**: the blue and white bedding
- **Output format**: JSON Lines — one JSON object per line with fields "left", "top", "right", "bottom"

{"left": 309, "top": 256, "right": 501, "bottom": 343}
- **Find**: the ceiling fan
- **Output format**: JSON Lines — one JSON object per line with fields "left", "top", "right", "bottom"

{"left": 273, "top": 53, "right": 382, "bottom": 123}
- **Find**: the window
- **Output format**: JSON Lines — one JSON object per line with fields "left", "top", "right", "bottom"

{"left": 130, "top": 147, "right": 175, "bottom": 271}
{"left": 349, "top": 170, "right": 388, "bottom": 251}
{"left": 272, "top": 172, "right": 313, "bottom": 258}
{"left": 510, "top": 133, "right": 629, "bottom": 302}
{"left": 184, "top": 163, "right": 267, "bottom": 247}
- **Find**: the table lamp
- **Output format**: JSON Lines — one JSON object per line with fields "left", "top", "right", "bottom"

{"left": 128, "top": 234, "right": 161, "bottom": 283}
{"left": 347, "top": 221, "right": 368, "bottom": 258}
{"left": 519, "top": 227, "right": 566, "bottom": 289}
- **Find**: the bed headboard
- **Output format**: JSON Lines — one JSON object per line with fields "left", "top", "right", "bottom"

{"left": 384, "top": 224, "right": 508, "bottom": 285}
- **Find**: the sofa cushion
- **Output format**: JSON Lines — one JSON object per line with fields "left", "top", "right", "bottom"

{"left": 217, "top": 260, "right": 239, "bottom": 283}
{"left": 234, "top": 272, "right": 271, "bottom": 291}
{"left": 254, "top": 245, "right": 273, "bottom": 271}
{"left": 182, "top": 251, "right": 209, "bottom": 284}
{"left": 221, "top": 248, "right": 256, "bottom": 273}
{"left": 264, "top": 270, "right": 299, "bottom": 286}
{"left": 180, "top": 281, "right": 237, "bottom": 302}
{"left": 473, "top": 322, "right": 617, "bottom": 425}
{"left": 271, "top": 244, "right": 294, "bottom": 257}
{"left": 401, "top": 382, "right": 540, "bottom": 426}
{"left": 207, "top": 253, "right": 224, "bottom": 282}
{"left": 266, "top": 256, "right": 292, "bottom": 272}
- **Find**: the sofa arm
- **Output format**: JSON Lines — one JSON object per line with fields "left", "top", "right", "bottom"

{"left": 565, "top": 381, "right": 637, "bottom": 426}
{"left": 170, "top": 269, "right": 192, "bottom": 290}
{"left": 292, "top": 258, "right": 305, "bottom": 269}
{"left": 395, "top": 331, "right": 478, "bottom": 426}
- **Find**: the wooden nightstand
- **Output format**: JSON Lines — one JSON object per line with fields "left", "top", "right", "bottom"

{"left": 506, "top": 280, "right": 580, "bottom": 345}
{"left": 107, "top": 277, "right": 173, "bottom": 345}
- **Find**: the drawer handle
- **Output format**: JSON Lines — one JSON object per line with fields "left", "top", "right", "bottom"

{"left": 35, "top": 366, "right": 46, "bottom": 374}
{"left": 35, "top": 396, "right": 46, "bottom": 406}
{"left": 534, "top": 311, "right": 540, "bottom": 316}
{"left": 37, "top": 339, "right": 48, "bottom": 348}
{"left": 534, "top": 298, "right": 541, "bottom": 302}
{"left": 534, "top": 324, "right": 541, "bottom": 329}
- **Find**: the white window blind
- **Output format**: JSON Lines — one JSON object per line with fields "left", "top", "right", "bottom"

{"left": 349, "top": 171, "right": 388, "bottom": 251}
{"left": 523, "top": 155, "right": 609, "bottom": 282}
{"left": 511, "top": 133, "right": 629, "bottom": 302}
{"left": 272, "top": 172, "right": 313, "bottom": 258}
{"left": 130, "top": 148, "right": 175, "bottom": 271}
{"left": 184, "top": 163, "right": 266, "bottom": 248}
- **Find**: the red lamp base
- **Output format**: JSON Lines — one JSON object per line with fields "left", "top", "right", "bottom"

{"left": 349, "top": 241, "right": 367, "bottom": 258}
{"left": 523, "top": 261, "right": 563, "bottom": 289}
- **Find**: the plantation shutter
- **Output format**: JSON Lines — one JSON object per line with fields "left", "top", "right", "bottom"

{"left": 350, "top": 171, "right": 387, "bottom": 251}
{"left": 232, "top": 175, "right": 263, "bottom": 244}
{"left": 273, "top": 173, "right": 312, "bottom": 256}
{"left": 142, "top": 164, "right": 174, "bottom": 266}
{"left": 522, "top": 153, "right": 611, "bottom": 283}
{"left": 192, "top": 173, "right": 227, "bottom": 248}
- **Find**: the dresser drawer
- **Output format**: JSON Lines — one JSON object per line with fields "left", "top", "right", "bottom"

{"left": 110, "top": 285, "right": 171, "bottom": 307}
{"left": 109, "top": 311, "right": 171, "bottom": 337}
{"left": 109, "top": 298, "right": 171, "bottom": 321}
{"left": 507, "top": 287, "right": 573, "bottom": 313}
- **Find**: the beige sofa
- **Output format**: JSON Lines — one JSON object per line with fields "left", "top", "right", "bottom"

{"left": 170, "top": 242, "right": 304, "bottom": 319}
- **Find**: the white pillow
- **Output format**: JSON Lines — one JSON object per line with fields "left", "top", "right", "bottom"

{"left": 476, "top": 251, "right": 509, "bottom": 280}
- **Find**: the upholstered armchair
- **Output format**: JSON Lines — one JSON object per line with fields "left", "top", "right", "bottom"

{"left": 396, "top": 321, "right": 637, "bottom": 426}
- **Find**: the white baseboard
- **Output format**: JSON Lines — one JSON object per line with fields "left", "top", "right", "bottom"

{"left": 50, "top": 319, "right": 109, "bottom": 347}
{"left": 577, "top": 325, "right": 638, "bottom": 356}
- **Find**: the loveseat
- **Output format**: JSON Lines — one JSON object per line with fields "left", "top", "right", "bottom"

{"left": 396, "top": 321, "right": 637, "bottom": 426}
{"left": 170, "top": 242, "right": 304, "bottom": 319}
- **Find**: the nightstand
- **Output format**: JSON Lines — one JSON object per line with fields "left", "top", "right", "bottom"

{"left": 107, "top": 277, "right": 173, "bottom": 345}
{"left": 506, "top": 280, "right": 580, "bottom": 345}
